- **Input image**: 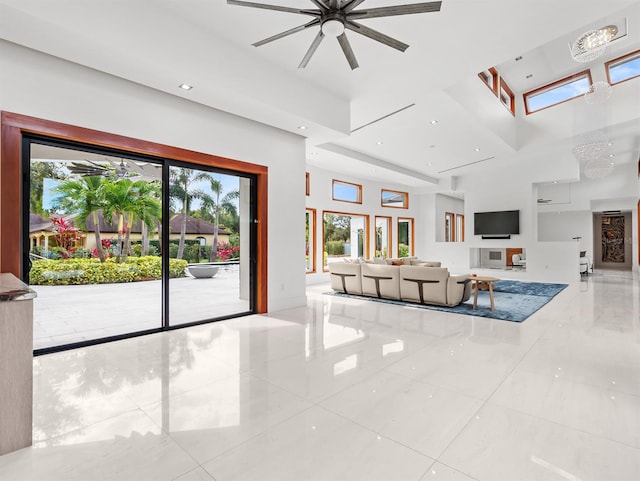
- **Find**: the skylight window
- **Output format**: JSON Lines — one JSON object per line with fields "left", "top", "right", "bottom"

{"left": 524, "top": 70, "right": 592, "bottom": 114}
{"left": 332, "top": 179, "right": 362, "bottom": 204}
{"left": 606, "top": 49, "right": 640, "bottom": 85}
{"left": 499, "top": 78, "right": 515, "bottom": 116}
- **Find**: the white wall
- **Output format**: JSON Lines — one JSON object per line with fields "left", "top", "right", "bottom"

{"left": 434, "top": 194, "right": 464, "bottom": 242}
{"left": 0, "top": 40, "right": 307, "bottom": 312}
{"left": 305, "top": 165, "right": 420, "bottom": 284}
{"left": 538, "top": 211, "right": 593, "bottom": 257}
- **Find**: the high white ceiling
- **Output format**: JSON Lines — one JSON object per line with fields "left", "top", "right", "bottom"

{"left": 1, "top": 0, "right": 639, "bottom": 192}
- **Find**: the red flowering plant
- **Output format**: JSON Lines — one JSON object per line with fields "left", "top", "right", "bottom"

{"left": 92, "top": 239, "right": 115, "bottom": 259}
{"left": 216, "top": 242, "right": 240, "bottom": 261}
{"left": 50, "top": 216, "right": 81, "bottom": 259}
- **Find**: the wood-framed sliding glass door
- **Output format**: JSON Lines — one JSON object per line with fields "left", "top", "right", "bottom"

{"left": 1, "top": 112, "right": 267, "bottom": 354}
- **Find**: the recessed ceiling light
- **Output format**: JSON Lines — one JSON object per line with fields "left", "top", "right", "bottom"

{"left": 609, "top": 153, "right": 615, "bottom": 157}
{"left": 553, "top": 180, "right": 558, "bottom": 184}
{"left": 428, "top": 162, "right": 433, "bottom": 166}
{"left": 515, "top": 56, "right": 523, "bottom": 61}
{"left": 608, "top": 141, "right": 614, "bottom": 146}
{"left": 376, "top": 141, "right": 383, "bottom": 145}
{"left": 429, "top": 120, "right": 438, "bottom": 124}
{"left": 610, "top": 161, "right": 615, "bottom": 166}
{"left": 178, "top": 83, "right": 193, "bottom": 90}
{"left": 297, "top": 125, "right": 307, "bottom": 130}
{"left": 526, "top": 74, "right": 533, "bottom": 79}
{"left": 474, "top": 148, "right": 481, "bottom": 152}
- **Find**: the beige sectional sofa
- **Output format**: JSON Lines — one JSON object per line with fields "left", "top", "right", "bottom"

{"left": 329, "top": 260, "right": 471, "bottom": 307}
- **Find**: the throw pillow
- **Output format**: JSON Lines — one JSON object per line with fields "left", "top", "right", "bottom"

{"left": 391, "top": 260, "right": 403, "bottom": 266}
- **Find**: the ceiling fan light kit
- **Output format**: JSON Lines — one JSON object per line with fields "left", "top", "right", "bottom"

{"left": 227, "top": 0, "right": 443, "bottom": 69}
{"left": 322, "top": 18, "right": 345, "bottom": 37}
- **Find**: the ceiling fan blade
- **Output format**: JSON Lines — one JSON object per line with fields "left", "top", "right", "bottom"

{"left": 337, "top": 33, "right": 359, "bottom": 69}
{"left": 253, "top": 19, "right": 321, "bottom": 46}
{"left": 349, "top": 1, "right": 442, "bottom": 19}
{"left": 309, "top": 0, "right": 330, "bottom": 11}
{"left": 345, "top": 21, "right": 409, "bottom": 52}
{"left": 68, "top": 161, "right": 109, "bottom": 176}
{"left": 342, "top": 0, "right": 366, "bottom": 14}
{"left": 298, "top": 31, "right": 325, "bottom": 68}
{"left": 227, "top": 0, "right": 320, "bottom": 17}
{"left": 329, "top": 0, "right": 339, "bottom": 9}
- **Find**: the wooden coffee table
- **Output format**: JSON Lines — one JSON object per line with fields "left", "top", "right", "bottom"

{"left": 470, "top": 276, "right": 500, "bottom": 311}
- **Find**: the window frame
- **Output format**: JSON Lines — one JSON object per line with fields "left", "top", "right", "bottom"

{"left": 445, "top": 212, "right": 455, "bottom": 242}
{"left": 605, "top": 48, "right": 640, "bottom": 86}
{"left": 322, "top": 210, "right": 370, "bottom": 272}
{"left": 381, "top": 189, "right": 409, "bottom": 209}
{"left": 523, "top": 70, "right": 592, "bottom": 115}
{"left": 478, "top": 67, "right": 499, "bottom": 96}
{"left": 456, "top": 214, "right": 465, "bottom": 242}
{"left": 397, "top": 217, "right": 414, "bottom": 258}
{"left": 332, "top": 179, "right": 362, "bottom": 204}
{"left": 305, "top": 207, "right": 316, "bottom": 274}
{"left": 499, "top": 77, "right": 516, "bottom": 116}
{"left": 374, "top": 215, "right": 392, "bottom": 259}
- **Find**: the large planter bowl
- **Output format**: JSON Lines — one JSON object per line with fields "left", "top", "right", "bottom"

{"left": 187, "top": 265, "right": 219, "bottom": 279}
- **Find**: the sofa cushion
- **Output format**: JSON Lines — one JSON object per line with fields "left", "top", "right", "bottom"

{"left": 373, "top": 257, "right": 387, "bottom": 265}
{"left": 411, "top": 260, "right": 441, "bottom": 267}
{"left": 399, "top": 265, "right": 449, "bottom": 305}
{"left": 361, "top": 264, "right": 401, "bottom": 300}
{"left": 328, "top": 262, "right": 363, "bottom": 295}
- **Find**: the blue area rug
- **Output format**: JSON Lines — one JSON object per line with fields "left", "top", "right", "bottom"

{"left": 325, "top": 280, "right": 568, "bottom": 323}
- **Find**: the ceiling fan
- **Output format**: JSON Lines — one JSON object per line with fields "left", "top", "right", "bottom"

{"left": 227, "top": 0, "right": 442, "bottom": 69}
{"left": 68, "top": 159, "right": 140, "bottom": 180}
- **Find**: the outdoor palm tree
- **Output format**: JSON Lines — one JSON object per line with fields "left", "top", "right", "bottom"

{"left": 199, "top": 176, "right": 239, "bottom": 261}
{"left": 126, "top": 180, "right": 162, "bottom": 257}
{"left": 53, "top": 175, "right": 108, "bottom": 262}
{"left": 102, "top": 179, "right": 137, "bottom": 262}
{"left": 169, "top": 167, "right": 208, "bottom": 259}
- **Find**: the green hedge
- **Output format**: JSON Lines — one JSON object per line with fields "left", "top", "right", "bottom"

{"left": 29, "top": 256, "right": 188, "bottom": 286}
{"left": 325, "top": 240, "right": 344, "bottom": 256}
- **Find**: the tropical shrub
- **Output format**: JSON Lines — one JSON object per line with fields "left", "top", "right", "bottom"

{"left": 325, "top": 240, "right": 344, "bottom": 256}
{"left": 398, "top": 243, "right": 410, "bottom": 258}
{"left": 29, "top": 256, "right": 187, "bottom": 285}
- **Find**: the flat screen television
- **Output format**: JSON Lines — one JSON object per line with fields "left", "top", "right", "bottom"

{"left": 474, "top": 210, "right": 520, "bottom": 235}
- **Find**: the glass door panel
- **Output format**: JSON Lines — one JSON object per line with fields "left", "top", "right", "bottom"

{"left": 375, "top": 216, "right": 391, "bottom": 258}
{"left": 323, "top": 211, "right": 369, "bottom": 269}
{"left": 305, "top": 208, "right": 316, "bottom": 273}
{"left": 398, "top": 217, "right": 414, "bottom": 257}
{"left": 168, "top": 166, "right": 250, "bottom": 325}
{"left": 27, "top": 142, "right": 163, "bottom": 350}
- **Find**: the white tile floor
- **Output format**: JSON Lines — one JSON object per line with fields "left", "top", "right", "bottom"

{"left": 1, "top": 270, "right": 639, "bottom": 480}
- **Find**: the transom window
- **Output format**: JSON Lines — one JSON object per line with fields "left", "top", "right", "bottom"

{"left": 524, "top": 70, "right": 592, "bottom": 114}
{"left": 606, "top": 49, "right": 640, "bottom": 85}
{"left": 381, "top": 189, "right": 408, "bottom": 209}
{"left": 332, "top": 179, "right": 362, "bottom": 204}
